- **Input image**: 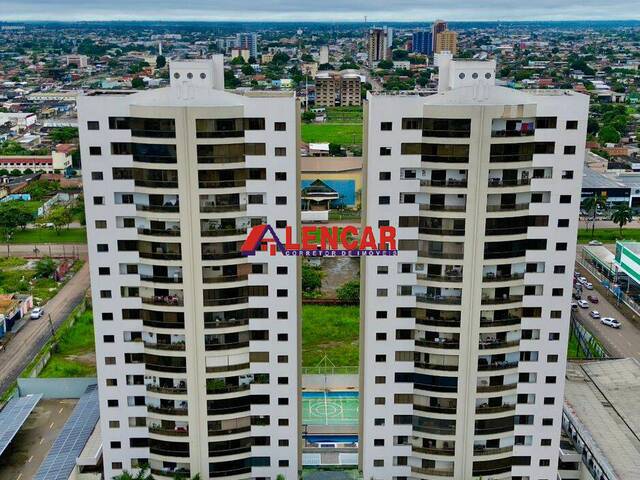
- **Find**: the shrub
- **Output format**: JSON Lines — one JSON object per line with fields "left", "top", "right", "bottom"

{"left": 336, "top": 280, "right": 360, "bottom": 303}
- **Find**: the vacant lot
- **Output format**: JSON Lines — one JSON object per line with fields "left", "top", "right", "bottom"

{"left": 9, "top": 227, "right": 86, "bottom": 244}
{"left": 326, "top": 106, "right": 363, "bottom": 123}
{"left": 39, "top": 310, "right": 95, "bottom": 378}
{"left": 301, "top": 123, "right": 362, "bottom": 145}
{"left": 302, "top": 304, "right": 359, "bottom": 367}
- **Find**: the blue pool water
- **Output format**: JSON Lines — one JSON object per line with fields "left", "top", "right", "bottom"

{"left": 305, "top": 435, "right": 359, "bottom": 444}
{"left": 302, "top": 391, "right": 359, "bottom": 399}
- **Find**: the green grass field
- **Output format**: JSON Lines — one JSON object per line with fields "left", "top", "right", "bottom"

{"left": 577, "top": 228, "right": 640, "bottom": 244}
{"left": 8, "top": 227, "right": 86, "bottom": 244}
{"left": 302, "top": 393, "right": 359, "bottom": 426}
{"left": 302, "top": 304, "right": 359, "bottom": 367}
{"left": 301, "top": 123, "right": 362, "bottom": 145}
{"left": 39, "top": 310, "right": 95, "bottom": 378}
{"left": 326, "top": 106, "right": 363, "bottom": 123}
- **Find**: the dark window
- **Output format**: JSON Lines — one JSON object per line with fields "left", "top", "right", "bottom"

{"left": 277, "top": 311, "right": 288, "bottom": 319}
{"left": 109, "top": 117, "right": 130, "bottom": 129}
{"left": 91, "top": 171, "right": 103, "bottom": 180}
{"left": 559, "top": 195, "right": 571, "bottom": 204}
{"left": 277, "top": 266, "right": 288, "bottom": 274}
{"left": 401, "top": 118, "right": 422, "bottom": 129}
{"left": 549, "top": 332, "right": 560, "bottom": 340}
{"left": 554, "top": 265, "right": 566, "bottom": 274}
{"left": 95, "top": 220, "right": 107, "bottom": 229}
{"left": 541, "top": 438, "right": 552, "bottom": 446}
{"left": 275, "top": 220, "right": 287, "bottom": 228}
{"left": 107, "top": 399, "right": 119, "bottom": 407}
{"left": 93, "top": 196, "right": 104, "bottom": 205}
{"left": 275, "top": 172, "right": 287, "bottom": 181}
{"left": 111, "top": 142, "right": 132, "bottom": 155}
{"left": 89, "top": 146, "right": 101, "bottom": 155}
{"left": 97, "top": 244, "right": 108, "bottom": 252}
{"left": 275, "top": 147, "right": 286, "bottom": 156}
{"left": 545, "top": 376, "right": 557, "bottom": 384}
{"left": 552, "top": 288, "right": 563, "bottom": 296}
{"left": 556, "top": 242, "right": 567, "bottom": 251}
{"left": 566, "top": 120, "right": 578, "bottom": 130}
{"left": 536, "top": 117, "right": 557, "bottom": 129}
{"left": 376, "top": 311, "right": 387, "bottom": 318}
{"left": 100, "top": 290, "right": 112, "bottom": 298}
{"left": 558, "top": 219, "right": 569, "bottom": 227}
{"left": 379, "top": 171, "right": 391, "bottom": 181}
{"left": 277, "top": 333, "right": 288, "bottom": 341}
{"left": 547, "top": 354, "right": 558, "bottom": 362}
{"left": 103, "top": 335, "right": 115, "bottom": 343}
{"left": 564, "top": 145, "right": 576, "bottom": 155}
{"left": 102, "top": 312, "right": 113, "bottom": 320}
{"left": 275, "top": 196, "right": 287, "bottom": 205}
{"left": 534, "top": 142, "right": 555, "bottom": 154}
{"left": 87, "top": 121, "right": 99, "bottom": 130}
{"left": 381, "top": 122, "right": 392, "bottom": 131}
{"left": 379, "top": 196, "right": 390, "bottom": 205}
{"left": 99, "top": 267, "right": 110, "bottom": 275}
{"left": 380, "top": 147, "right": 391, "bottom": 156}
{"left": 274, "top": 122, "right": 286, "bottom": 131}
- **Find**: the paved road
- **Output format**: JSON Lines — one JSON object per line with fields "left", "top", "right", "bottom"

{"left": 0, "top": 263, "right": 90, "bottom": 396}
{"left": 0, "top": 243, "right": 87, "bottom": 260}
{"left": 573, "top": 263, "right": 640, "bottom": 359}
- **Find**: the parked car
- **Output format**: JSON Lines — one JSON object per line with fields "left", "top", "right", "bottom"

{"left": 584, "top": 282, "right": 593, "bottom": 290}
{"left": 588, "top": 240, "right": 603, "bottom": 246}
{"left": 572, "top": 292, "right": 581, "bottom": 300}
{"left": 571, "top": 303, "right": 578, "bottom": 311}
{"left": 601, "top": 317, "right": 621, "bottom": 328}
{"left": 590, "top": 310, "right": 601, "bottom": 319}
{"left": 578, "top": 276, "right": 588, "bottom": 284}
{"left": 30, "top": 307, "right": 44, "bottom": 319}
{"left": 587, "top": 295, "right": 598, "bottom": 303}
{"left": 577, "top": 300, "right": 589, "bottom": 308}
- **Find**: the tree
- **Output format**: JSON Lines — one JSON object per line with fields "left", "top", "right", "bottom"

{"left": 598, "top": 125, "right": 621, "bottom": 145}
{"left": 155, "top": 54, "right": 166, "bottom": 69}
{"left": 46, "top": 206, "right": 73, "bottom": 234}
{"left": 224, "top": 69, "right": 240, "bottom": 89}
{"left": 302, "top": 263, "right": 323, "bottom": 295}
{"left": 318, "top": 62, "right": 334, "bottom": 71}
{"left": 112, "top": 464, "right": 154, "bottom": 480}
{"left": 336, "top": 280, "right": 360, "bottom": 303}
{"left": 0, "top": 202, "right": 23, "bottom": 255}
{"left": 329, "top": 143, "right": 342, "bottom": 156}
{"left": 131, "top": 77, "right": 145, "bottom": 89}
{"left": 35, "top": 257, "right": 56, "bottom": 278}
{"left": 270, "top": 52, "right": 290, "bottom": 65}
{"left": 231, "top": 55, "right": 246, "bottom": 65}
{"left": 301, "top": 53, "right": 313, "bottom": 62}
{"left": 241, "top": 64, "right": 255, "bottom": 76}
{"left": 582, "top": 194, "right": 607, "bottom": 238}
{"left": 49, "top": 127, "right": 78, "bottom": 143}
{"left": 377, "top": 59, "right": 393, "bottom": 70}
{"left": 611, "top": 204, "right": 634, "bottom": 236}
{"left": 301, "top": 111, "right": 316, "bottom": 123}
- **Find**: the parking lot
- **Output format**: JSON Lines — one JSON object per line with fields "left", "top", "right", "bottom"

{"left": 573, "top": 266, "right": 640, "bottom": 359}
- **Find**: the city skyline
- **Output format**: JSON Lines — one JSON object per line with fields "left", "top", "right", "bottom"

{"left": 1, "top": 0, "right": 640, "bottom": 22}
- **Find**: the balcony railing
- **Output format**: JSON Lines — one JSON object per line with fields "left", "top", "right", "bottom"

{"left": 199, "top": 203, "right": 247, "bottom": 213}
{"left": 146, "top": 363, "right": 187, "bottom": 374}
{"left": 141, "top": 296, "right": 184, "bottom": 306}
{"left": 419, "top": 204, "right": 466, "bottom": 212}
{"left": 415, "top": 362, "right": 459, "bottom": 372}
{"left": 203, "top": 296, "right": 249, "bottom": 307}
{"left": 136, "top": 204, "right": 179, "bottom": 213}
{"left": 208, "top": 425, "right": 251, "bottom": 436}
{"left": 143, "top": 320, "right": 185, "bottom": 329}
{"left": 206, "top": 384, "right": 250, "bottom": 395}
{"left": 417, "top": 273, "right": 463, "bottom": 282}
{"left": 477, "top": 361, "right": 519, "bottom": 371}
{"left": 475, "top": 403, "right": 516, "bottom": 414}
{"left": 416, "top": 295, "right": 462, "bottom": 305}
{"left": 204, "top": 318, "right": 249, "bottom": 329}
{"left": 149, "top": 447, "right": 190, "bottom": 458}
{"left": 415, "top": 339, "right": 460, "bottom": 349}
{"left": 197, "top": 156, "right": 245, "bottom": 164}
{"left": 487, "top": 178, "right": 531, "bottom": 188}
{"left": 147, "top": 405, "right": 188, "bottom": 415}
{"left": 204, "top": 341, "right": 250, "bottom": 351}
{"left": 482, "top": 272, "right": 525, "bottom": 282}
{"left": 419, "top": 227, "right": 465, "bottom": 236}
{"left": 481, "top": 295, "right": 523, "bottom": 305}
{"left": 480, "top": 317, "right": 521, "bottom": 327}
{"left": 419, "top": 250, "right": 464, "bottom": 260}
{"left": 485, "top": 226, "right": 528, "bottom": 236}
{"left": 202, "top": 275, "right": 249, "bottom": 284}
{"left": 135, "top": 179, "right": 179, "bottom": 189}
{"left": 422, "top": 155, "right": 468, "bottom": 164}
{"left": 148, "top": 426, "right": 189, "bottom": 436}
{"left": 139, "top": 251, "right": 182, "bottom": 260}
{"left": 144, "top": 341, "right": 186, "bottom": 351}
{"left": 140, "top": 274, "right": 183, "bottom": 284}
{"left": 146, "top": 385, "right": 187, "bottom": 394}
{"left": 411, "top": 467, "right": 454, "bottom": 477}
{"left": 205, "top": 362, "right": 250, "bottom": 373}
{"left": 486, "top": 203, "right": 529, "bottom": 212}
{"left": 138, "top": 228, "right": 181, "bottom": 237}
{"left": 413, "top": 404, "right": 457, "bottom": 415}
{"left": 491, "top": 129, "right": 535, "bottom": 137}
{"left": 201, "top": 228, "right": 247, "bottom": 237}
{"left": 420, "top": 179, "right": 468, "bottom": 188}
{"left": 473, "top": 445, "right": 514, "bottom": 455}
{"left": 207, "top": 404, "right": 250, "bottom": 415}
{"left": 484, "top": 250, "right": 526, "bottom": 260}
{"left": 478, "top": 339, "right": 520, "bottom": 350}
{"left": 413, "top": 445, "right": 455, "bottom": 456}
{"left": 150, "top": 468, "right": 190, "bottom": 478}
{"left": 198, "top": 180, "right": 246, "bottom": 189}
{"left": 201, "top": 252, "right": 243, "bottom": 261}
{"left": 416, "top": 317, "right": 461, "bottom": 328}
{"left": 476, "top": 383, "right": 517, "bottom": 393}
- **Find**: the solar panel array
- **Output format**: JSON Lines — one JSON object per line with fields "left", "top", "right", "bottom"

{"left": 34, "top": 384, "right": 100, "bottom": 480}
{"left": 0, "top": 393, "right": 43, "bottom": 457}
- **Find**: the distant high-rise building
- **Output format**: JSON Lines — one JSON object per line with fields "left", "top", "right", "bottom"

{"left": 236, "top": 32, "right": 258, "bottom": 59}
{"left": 412, "top": 30, "right": 433, "bottom": 56}
{"left": 319, "top": 45, "right": 329, "bottom": 65}
{"left": 432, "top": 19, "right": 448, "bottom": 50}
{"left": 435, "top": 30, "right": 458, "bottom": 55}
{"left": 315, "top": 70, "right": 362, "bottom": 107}
{"left": 368, "top": 27, "right": 392, "bottom": 64}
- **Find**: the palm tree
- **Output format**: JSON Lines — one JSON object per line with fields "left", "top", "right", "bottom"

{"left": 582, "top": 194, "right": 607, "bottom": 238}
{"left": 113, "top": 465, "right": 154, "bottom": 480}
{"left": 610, "top": 203, "right": 634, "bottom": 236}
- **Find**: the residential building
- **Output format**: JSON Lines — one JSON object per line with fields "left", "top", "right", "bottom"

{"left": 230, "top": 48, "right": 250, "bottom": 63}
{"left": 78, "top": 57, "right": 300, "bottom": 480}
{"left": 66, "top": 54, "right": 89, "bottom": 68}
{"left": 361, "top": 52, "right": 589, "bottom": 479}
{"left": 319, "top": 46, "right": 329, "bottom": 65}
{"left": 0, "top": 144, "right": 74, "bottom": 173}
{"left": 435, "top": 30, "right": 458, "bottom": 55}
{"left": 235, "top": 33, "right": 258, "bottom": 59}
{"left": 315, "top": 71, "right": 361, "bottom": 107}
{"left": 432, "top": 20, "right": 448, "bottom": 50}
{"left": 412, "top": 30, "right": 433, "bottom": 56}
{"left": 368, "top": 27, "right": 393, "bottom": 64}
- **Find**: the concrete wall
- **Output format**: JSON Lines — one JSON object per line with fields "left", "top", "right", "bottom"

{"left": 302, "top": 374, "right": 358, "bottom": 390}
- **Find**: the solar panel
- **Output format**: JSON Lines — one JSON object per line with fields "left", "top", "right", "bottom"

{"left": 33, "top": 384, "right": 100, "bottom": 480}
{"left": 0, "top": 393, "right": 42, "bottom": 457}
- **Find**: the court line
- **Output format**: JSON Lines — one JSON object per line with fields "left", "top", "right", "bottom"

{"left": 324, "top": 390, "right": 328, "bottom": 426}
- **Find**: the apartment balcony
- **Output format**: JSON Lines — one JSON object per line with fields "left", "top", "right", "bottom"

{"left": 416, "top": 295, "right": 462, "bottom": 306}
{"left": 147, "top": 406, "right": 188, "bottom": 416}
{"left": 478, "top": 339, "right": 520, "bottom": 350}
{"left": 413, "top": 425, "right": 456, "bottom": 436}
{"left": 146, "top": 385, "right": 187, "bottom": 395}
{"left": 474, "top": 424, "right": 515, "bottom": 436}
{"left": 472, "top": 466, "right": 512, "bottom": 477}
{"left": 143, "top": 319, "right": 185, "bottom": 329}
{"left": 477, "top": 361, "right": 519, "bottom": 372}
{"left": 475, "top": 403, "right": 516, "bottom": 415}
{"left": 419, "top": 203, "right": 466, "bottom": 213}
{"left": 481, "top": 295, "right": 523, "bottom": 305}
{"left": 202, "top": 274, "right": 249, "bottom": 284}
{"left": 197, "top": 155, "right": 245, "bottom": 165}
{"left": 135, "top": 179, "right": 179, "bottom": 189}
{"left": 140, "top": 274, "right": 183, "bottom": 284}
{"left": 417, "top": 273, "right": 463, "bottom": 283}
{"left": 209, "top": 446, "right": 251, "bottom": 457}
{"left": 412, "top": 445, "right": 456, "bottom": 456}
{"left": 418, "top": 250, "right": 464, "bottom": 260}
{"left": 419, "top": 227, "right": 465, "bottom": 237}
{"left": 491, "top": 129, "right": 535, "bottom": 138}
{"left": 201, "top": 228, "right": 247, "bottom": 238}
{"left": 200, "top": 203, "right": 247, "bottom": 213}
{"left": 480, "top": 317, "right": 520, "bottom": 327}
{"left": 422, "top": 154, "right": 468, "bottom": 164}
{"left": 198, "top": 179, "right": 246, "bottom": 189}
{"left": 146, "top": 363, "right": 187, "bottom": 374}
{"left": 203, "top": 296, "right": 249, "bottom": 307}
{"left": 201, "top": 251, "right": 243, "bottom": 261}
{"left": 137, "top": 227, "right": 181, "bottom": 238}
{"left": 205, "top": 363, "right": 250, "bottom": 374}
{"left": 485, "top": 226, "right": 528, "bottom": 237}
{"left": 473, "top": 445, "right": 514, "bottom": 456}
{"left": 487, "top": 178, "right": 531, "bottom": 188}
{"left": 416, "top": 316, "right": 461, "bottom": 328}
{"left": 206, "top": 383, "right": 250, "bottom": 395}
{"left": 139, "top": 251, "right": 182, "bottom": 261}
{"left": 415, "top": 339, "right": 460, "bottom": 350}
{"left": 207, "top": 404, "right": 250, "bottom": 416}
{"left": 208, "top": 426, "right": 251, "bottom": 437}
{"left": 413, "top": 404, "right": 457, "bottom": 415}
{"left": 204, "top": 318, "right": 249, "bottom": 329}
{"left": 144, "top": 341, "right": 186, "bottom": 351}
{"left": 482, "top": 272, "right": 525, "bottom": 282}
{"left": 420, "top": 179, "right": 468, "bottom": 188}
{"left": 204, "top": 341, "right": 250, "bottom": 351}
{"left": 476, "top": 383, "right": 517, "bottom": 393}
{"left": 415, "top": 362, "right": 459, "bottom": 372}
{"left": 411, "top": 467, "right": 454, "bottom": 477}
{"left": 150, "top": 468, "right": 190, "bottom": 479}
{"left": 148, "top": 426, "right": 189, "bottom": 437}
{"left": 141, "top": 295, "right": 184, "bottom": 307}
{"left": 136, "top": 204, "right": 179, "bottom": 213}
{"left": 149, "top": 446, "right": 190, "bottom": 458}
{"left": 486, "top": 203, "right": 529, "bottom": 212}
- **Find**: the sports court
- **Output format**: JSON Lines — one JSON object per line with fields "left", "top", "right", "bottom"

{"left": 302, "top": 391, "right": 359, "bottom": 426}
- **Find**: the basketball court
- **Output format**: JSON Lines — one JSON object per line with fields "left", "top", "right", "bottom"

{"left": 302, "top": 391, "right": 359, "bottom": 426}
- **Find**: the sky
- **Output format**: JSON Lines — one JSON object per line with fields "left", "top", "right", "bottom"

{"left": 0, "top": 0, "right": 639, "bottom": 22}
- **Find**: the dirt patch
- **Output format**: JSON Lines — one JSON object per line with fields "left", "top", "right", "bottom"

{"left": 66, "top": 351, "right": 96, "bottom": 366}
{"left": 319, "top": 257, "right": 360, "bottom": 298}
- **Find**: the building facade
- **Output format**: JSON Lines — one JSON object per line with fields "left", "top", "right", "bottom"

{"left": 412, "top": 30, "right": 434, "bottom": 56}
{"left": 315, "top": 71, "right": 362, "bottom": 107}
{"left": 360, "top": 53, "right": 588, "bottom": 479}
{"left": 368, "top": 27, "right": 393, "bottom": 64}
{"left": 431, "top": 20, "right": 448, "bottom": 51}
{"left": 236, "top": 33, "right": 258, "bottom": 59}
{"left": 79, "top": 57, "right": 300, "bottom": 480}
{"left": 435, "top": 31, "right": 458, "bottom": 55}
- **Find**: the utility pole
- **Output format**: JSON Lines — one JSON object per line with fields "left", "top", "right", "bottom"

{"left": 48, "top": 313, "right": 55, "bottom": 339}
